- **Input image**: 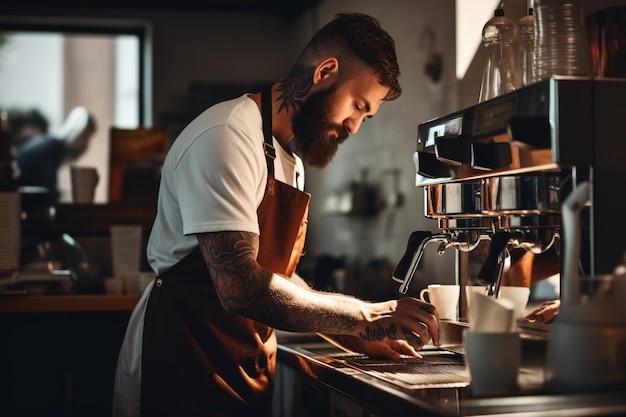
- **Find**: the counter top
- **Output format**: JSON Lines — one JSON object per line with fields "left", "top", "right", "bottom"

{"left": 277, "top": 336, "right": 626, "bottom": 416}
{"left": 0, "top": 294, "right": 141, "bottom": 313}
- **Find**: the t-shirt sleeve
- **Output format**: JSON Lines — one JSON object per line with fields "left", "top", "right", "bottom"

{"left": 173, "top": 123, "right": 265, "bottom": 236}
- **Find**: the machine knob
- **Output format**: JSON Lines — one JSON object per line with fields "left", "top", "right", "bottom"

{"left": 470, "top": 141, "right": 512, "bottom": 171}
{"left": 414, "top": 151, "right": 451, "bottom": 179}
{"left": 435, "top": 136, "right": 465, "bottom": 166}
{"left": 507, "top": 116, "right": 551, "bottom": 149}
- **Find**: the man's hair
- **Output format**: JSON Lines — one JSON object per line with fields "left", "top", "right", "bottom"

{"left": 296, "top": 13, "right": 401, "bottom": 101}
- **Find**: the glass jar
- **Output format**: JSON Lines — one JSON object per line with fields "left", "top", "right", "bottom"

{"left": 534, "top": 0, "right": 592, "bottom": 81}
{"left": 479, "top": 8, "right": 522, "bottom": 102}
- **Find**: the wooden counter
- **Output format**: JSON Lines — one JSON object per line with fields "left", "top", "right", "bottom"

{"left": 0, "top": 294, "right": 141, "bottom": 312}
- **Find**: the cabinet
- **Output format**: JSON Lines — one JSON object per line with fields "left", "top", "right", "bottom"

{"left": 275, "top": 360, "right": 382, "bottom": 417}
{"left": 1, "top": 200, "right": 153, "bottom": 416}
{"left": 0, "top": 295, "right": 140, "bottom": 417}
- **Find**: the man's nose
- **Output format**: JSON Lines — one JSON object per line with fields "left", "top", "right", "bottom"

{"left": 345, "top": 116, "right": 363, "bottom": 135}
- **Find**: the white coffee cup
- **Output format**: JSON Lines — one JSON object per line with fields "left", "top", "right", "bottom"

{"left": 465, "top": 331, "right": 520, "bottom": 396}
{"left": 420, "top": 284, "right": 460, "bottom": 320}
{"left": 498, "top": 286, "right": 531, "bottom": 319}
{"left": 71, "top": 166, "right": 99, "bottom": 203}
{"left": 465, "top": 285, "right": 487, "bottom": 319}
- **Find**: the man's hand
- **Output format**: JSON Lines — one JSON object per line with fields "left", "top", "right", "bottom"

{"left": 320, "top": 334, "right": 424, "bottom": 361}
{"left": 523, "top": 299, "right": 560, "bottom": 325}
{"left": 359, "top": 339, "right": 423, "bottom": 360}
{"left": 321, "top": 298, "right": 440, "bottom": 360}
{"left": 355, "top": 297, "right": 440, "bottom": 349}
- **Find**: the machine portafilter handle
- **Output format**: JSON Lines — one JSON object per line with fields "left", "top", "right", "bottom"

{"left": 392, "top": 231, "right": 433, "bottom": 294}
{"left": 476, "top": 231, "right": 516, "bottom": 296}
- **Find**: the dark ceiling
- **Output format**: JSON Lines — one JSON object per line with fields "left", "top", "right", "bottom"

{"left": 0, "top": 0, "right": 322, "bottom": 21}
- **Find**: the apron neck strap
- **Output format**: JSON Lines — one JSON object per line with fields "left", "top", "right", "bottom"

{"left": 261, "top": 86, "right": 275, "bottom": 178}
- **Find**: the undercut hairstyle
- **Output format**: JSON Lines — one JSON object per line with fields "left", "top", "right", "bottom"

{"left": 293, "top": 12, "right": 401, "bottom": 101}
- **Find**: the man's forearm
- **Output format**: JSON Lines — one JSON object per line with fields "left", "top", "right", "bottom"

{"left": 197, "top": 231, "right": 392, "bottom": 336}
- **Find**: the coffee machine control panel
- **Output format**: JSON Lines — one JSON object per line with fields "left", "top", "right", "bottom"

{"left": 415, "top": 77, "right": 595, "bottom": 186}
{"left": 405, "top": 77, "right": 626, "bottom": 285}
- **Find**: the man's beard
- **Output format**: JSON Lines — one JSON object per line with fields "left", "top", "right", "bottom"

{"left": 290, "top": 86, "right": 350, "bottom": 169}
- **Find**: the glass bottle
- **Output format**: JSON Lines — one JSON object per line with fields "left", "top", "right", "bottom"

{"left": 479, "top": 8, "right": 522, "bottom": 102}
{"left": 519, "top": 7, "right": 536, "bottom": 85}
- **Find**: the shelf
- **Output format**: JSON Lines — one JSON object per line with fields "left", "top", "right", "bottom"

{"left": 22, "top": 203, "right": 156, "bottom": 236}
{"left": 0, "top": 294, "right": 141, "bottom": 313}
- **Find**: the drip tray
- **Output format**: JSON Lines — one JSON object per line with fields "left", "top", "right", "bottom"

{"left": 302, "top": 345, "right": 470, "bottom": 389}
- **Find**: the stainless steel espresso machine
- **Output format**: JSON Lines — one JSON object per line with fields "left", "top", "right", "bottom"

{"left": 392, "top": 77, "right": 626, "bottom": 383}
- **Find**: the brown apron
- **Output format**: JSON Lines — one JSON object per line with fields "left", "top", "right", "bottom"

{"left": 140, "top": 89, "right": 310, "bottom": 416}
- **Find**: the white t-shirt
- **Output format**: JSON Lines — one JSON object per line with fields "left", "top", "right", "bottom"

{"left": 147, "top": 93, "right": 305, "bottom": 276}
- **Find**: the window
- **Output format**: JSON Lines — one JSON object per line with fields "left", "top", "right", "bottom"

{"left": 0, "top": 18, "right": 149, "bottom": 202}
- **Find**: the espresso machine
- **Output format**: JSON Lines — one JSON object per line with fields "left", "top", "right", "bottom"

{"left": 393, "top": 76, "right": 626, "bottom": 324}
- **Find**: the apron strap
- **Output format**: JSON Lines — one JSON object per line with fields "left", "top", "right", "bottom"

{"left": 261, "top": 86, "right": 275, "bottom": 178}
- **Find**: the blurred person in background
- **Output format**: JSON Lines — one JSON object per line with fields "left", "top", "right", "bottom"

{"left": 7, "top": 106, "right": 96, "bottom": 196}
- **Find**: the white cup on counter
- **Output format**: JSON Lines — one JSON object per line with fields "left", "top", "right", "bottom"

{"left": 498, "top": 286, "right": 531, "bottom": 319}
{"left": 465, "top": 331, "right": 521, "bottom": 396}
{"left": 465, "top": 285, "right": 486, "bottom": 319}
{"left": 420, "top": 284, "right": 460, "bottom": 320}
{"left": 466, "top": 285, "right": 531, "bottom": 320}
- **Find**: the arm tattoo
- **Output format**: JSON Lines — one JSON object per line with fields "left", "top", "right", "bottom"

{"left": 198, "top": 231, "right": 266, "bottom": 312}
{"left": 197, "top": 231, "right": 358, "bottom": 333}
{"left": 276, "top": 65, "right": 315, "bottom": 114}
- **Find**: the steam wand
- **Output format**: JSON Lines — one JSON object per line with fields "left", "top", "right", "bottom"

{"left": 393, "top": 230, "right": 489, "bottom": 294}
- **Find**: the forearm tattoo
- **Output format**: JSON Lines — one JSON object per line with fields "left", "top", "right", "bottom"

{"left": 198, "top": 231, "right": 357, "bottom": 333}
{"left": 276, "top": 65, "right": 315, "bottom": 114}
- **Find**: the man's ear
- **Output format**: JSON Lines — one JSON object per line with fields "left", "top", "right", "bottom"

{"left": 313, "top": 57, "right": 339, "bottom": 86}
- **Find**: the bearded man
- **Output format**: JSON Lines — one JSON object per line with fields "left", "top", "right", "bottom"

{"left": 113, "top": 12, "right": 440, "bottom": 417}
